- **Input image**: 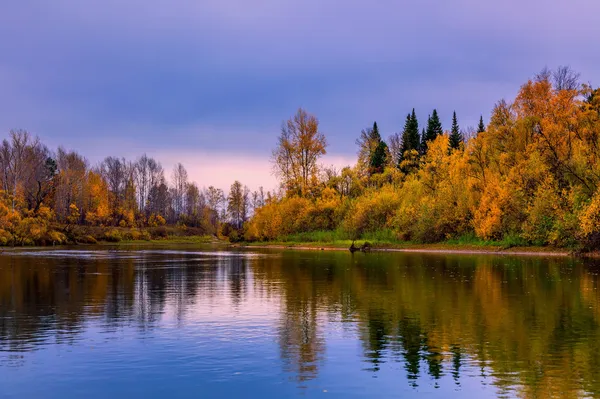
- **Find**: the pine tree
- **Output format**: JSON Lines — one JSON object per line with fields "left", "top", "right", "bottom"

{"left": 477, "top": 115, "right": 486, "bottom": 133}
{"left": 448, "top": 111, "right": 463, "bottom": 151}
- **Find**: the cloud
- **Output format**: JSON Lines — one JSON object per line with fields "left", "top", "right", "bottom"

{"left": 1, "top": 0, "right": 599, "bottom": 189}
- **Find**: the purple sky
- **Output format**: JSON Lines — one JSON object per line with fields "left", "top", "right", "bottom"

{"left": 1, "top": 0, "right": 599, "bottom": 190}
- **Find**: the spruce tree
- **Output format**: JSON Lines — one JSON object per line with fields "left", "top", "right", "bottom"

{"left": 399, "top": 114, "right": 412, "bottom": 166}
{"left": 423, "top": 109, "right": 443, "bottom": 153}
{"left": 477, "top": 115, "right": 486, "bottom": 133}
{"left": 408, "top": 109, "right": 420, "bottom": 151}
{"left": 449, "top": 111, "right": 463, "bottom": 151}
{"left": 399, "top": 109, "right": 420, "bottom": 166}
{"left": 365, "top": 121, "right": 388, "bottom": 175}
{"left": 370, "top": 121, "right": 381, "bottom": 142}
{"left": 420, "top": 126, "right": 427, "bottom": 156}
{"left": 369, "top": 140, "right": 388, "bottom": 174}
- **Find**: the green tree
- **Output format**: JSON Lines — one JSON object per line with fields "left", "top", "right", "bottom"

{"left": 477, "top": 115, "right": 486, "bottom": 133}
{"left": 368, "top": 122, "right": 388, "bottom": 174}
{"left": 399, "top": 109, "right": 420, "bottom": 165}
{"left": 448, "top": 111, "right": 463, "bottom": 151}
{"left": 370, "top": 140, "right": 388, "bottom": 175}
{"left": 423, "top": 109, "right": 443, "bottom": 153}
{"left": 420, "top": 128, "right": 427, "bottom": 156}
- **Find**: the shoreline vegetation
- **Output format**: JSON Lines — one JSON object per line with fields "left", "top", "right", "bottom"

{"left": 2, "top": 67, "right": 600, "bottom": 254}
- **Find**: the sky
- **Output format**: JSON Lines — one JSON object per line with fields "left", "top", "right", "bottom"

{"left": 1, "top": 0, "right": 599, "bottom": 191}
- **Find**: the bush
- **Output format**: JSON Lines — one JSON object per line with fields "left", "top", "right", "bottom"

{"left": 0, "top": 229, "right": 14, "bottom": 246}
{"left": 342, "top": 186, "right": 402, "bottom": 239}
{"left": 103, "top": 229, "right": 123, "bottom": 242}
{"left": 150, "top": 226, "right": 169, "bottom": 239}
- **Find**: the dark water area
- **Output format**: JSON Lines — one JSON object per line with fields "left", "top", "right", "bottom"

{"left": 1, "top": 247, "right": 600, "bottom": 398}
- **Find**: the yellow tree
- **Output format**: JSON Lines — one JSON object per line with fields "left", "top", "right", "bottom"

{"left": 272, "top": 108, "right": 327, "bottom": 197}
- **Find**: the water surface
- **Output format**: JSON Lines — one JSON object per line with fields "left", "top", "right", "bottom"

{"left": 1, "top": 247, "right": 599, "bottom": 398}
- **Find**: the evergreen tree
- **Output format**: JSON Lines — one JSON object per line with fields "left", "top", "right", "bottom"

{"left": 424, "top": 109, "right": 443, "bottom": 151}
{"left": 477, "top": 115, "right": 486, "bottom": 133}
{"left": 365, "top": 121, "right": 387, "bottom": 175}
{"left": 357, "top": 121, "right": 384, "bottom": 175}
{"left": 409, "top": 109, "right": 420, "bottom": 150}
{"left": 399, "top": 109, "right": 420, "bottom": 166}
{"left": 448, "top": 111, "right": 463, "bottom": 151}
{"left": 369, "top": 121, "right": 381, "bottom": 142}
{"left": 420, "top": 127, "right": 427, "bottom": 156}
{"left": 369, "top": 140, "right": 388, "bottom": 174}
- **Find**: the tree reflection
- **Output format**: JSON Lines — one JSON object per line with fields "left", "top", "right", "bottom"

{"left": 2, "top": 250, "right": 600, "bottom": 397}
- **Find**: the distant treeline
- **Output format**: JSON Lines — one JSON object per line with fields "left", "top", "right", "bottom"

{"left": 0, "top": 134, "right": 266, "bottom": 245}
{"left": 247, "top": 67, "right": 600, "bottom": 250}
{"left": 2, "top": 66, "right": 600, "bottom": 248}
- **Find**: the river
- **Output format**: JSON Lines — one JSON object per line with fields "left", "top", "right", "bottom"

{"left": 1, "top": 247, "right": 599, "bottom": 398}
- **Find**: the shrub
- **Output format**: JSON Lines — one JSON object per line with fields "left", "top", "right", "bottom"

{"left": 103, "top": 229, "right": 123, "bottom": 242}
{"left": 150, "top": 226, "right": 169, "bottom": 239}
{"left": 0, "top": 229, "right": 13, "bottom": 246}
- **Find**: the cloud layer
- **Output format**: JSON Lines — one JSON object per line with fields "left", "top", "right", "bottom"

{"left": 1, "top": 0, "right": 599, "bottom": 189}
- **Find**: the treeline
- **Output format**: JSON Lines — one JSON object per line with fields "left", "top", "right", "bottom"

{"left": 0, "top": 135, "right": 267, "bottom": 245}
{"left": 247, "top": 67, "right": 600, "bottom": 249}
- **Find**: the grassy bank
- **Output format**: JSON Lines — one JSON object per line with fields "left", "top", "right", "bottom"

{"left": 239, "top": 230, "right": 574, "bottom": 255}
{"left": 0, "top": 223, "right": 224, "bottom": 247}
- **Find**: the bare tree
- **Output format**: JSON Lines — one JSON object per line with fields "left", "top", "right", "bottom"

{"left": 535, "top": 65, "right": 580, "bottom": 91}
{"left": 100, "top": 156, "right": 127, "bottom": 211}
{"left": 185, "top": 182, "right": 204, "bottom": 216}
{"left": 1, "top": 131, "right": 33, "bottom": 210}
{"left": 171, "top": 163, "right": 188, "bottom": 217}
{"left": 205, "top": 186, "right": 225, "bottom": 229}
{"left": 251, "top": 186, "right": 265, "bottom": 215}
{"left": 387, "top": 132, "right": 402, "bottom": 167}
{"left": 54, "top": 148, "right": 88, "bottom": 220}
{"left": 24, "top": 147, "right": 56, "bottom": 212}
{"left": 227, "top": 181, "right": 249, "bottom": 229}
{"left": 553, "top": 65, "right": 580, "bottom": 91}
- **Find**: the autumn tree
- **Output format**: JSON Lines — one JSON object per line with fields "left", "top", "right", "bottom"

{"left": 272, "top": 108, "right": 327, "bottom": 196}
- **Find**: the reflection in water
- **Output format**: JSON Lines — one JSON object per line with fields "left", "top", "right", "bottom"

{"left": 1, "top": 249, "right": 600, "bottom": 398}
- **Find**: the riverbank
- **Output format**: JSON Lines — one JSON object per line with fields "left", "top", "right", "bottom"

{"left": 238, "top": 240, "right": 574, "bottom": 257}
{"left": 0, "top": 232, "right": 580, "bottom": 257}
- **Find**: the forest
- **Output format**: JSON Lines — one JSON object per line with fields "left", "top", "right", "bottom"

{"left": 0, "top": 134, "right": 264, "bottom": 245}
{"left": 2, "top": 67, "right": 600, "bottom": 249}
